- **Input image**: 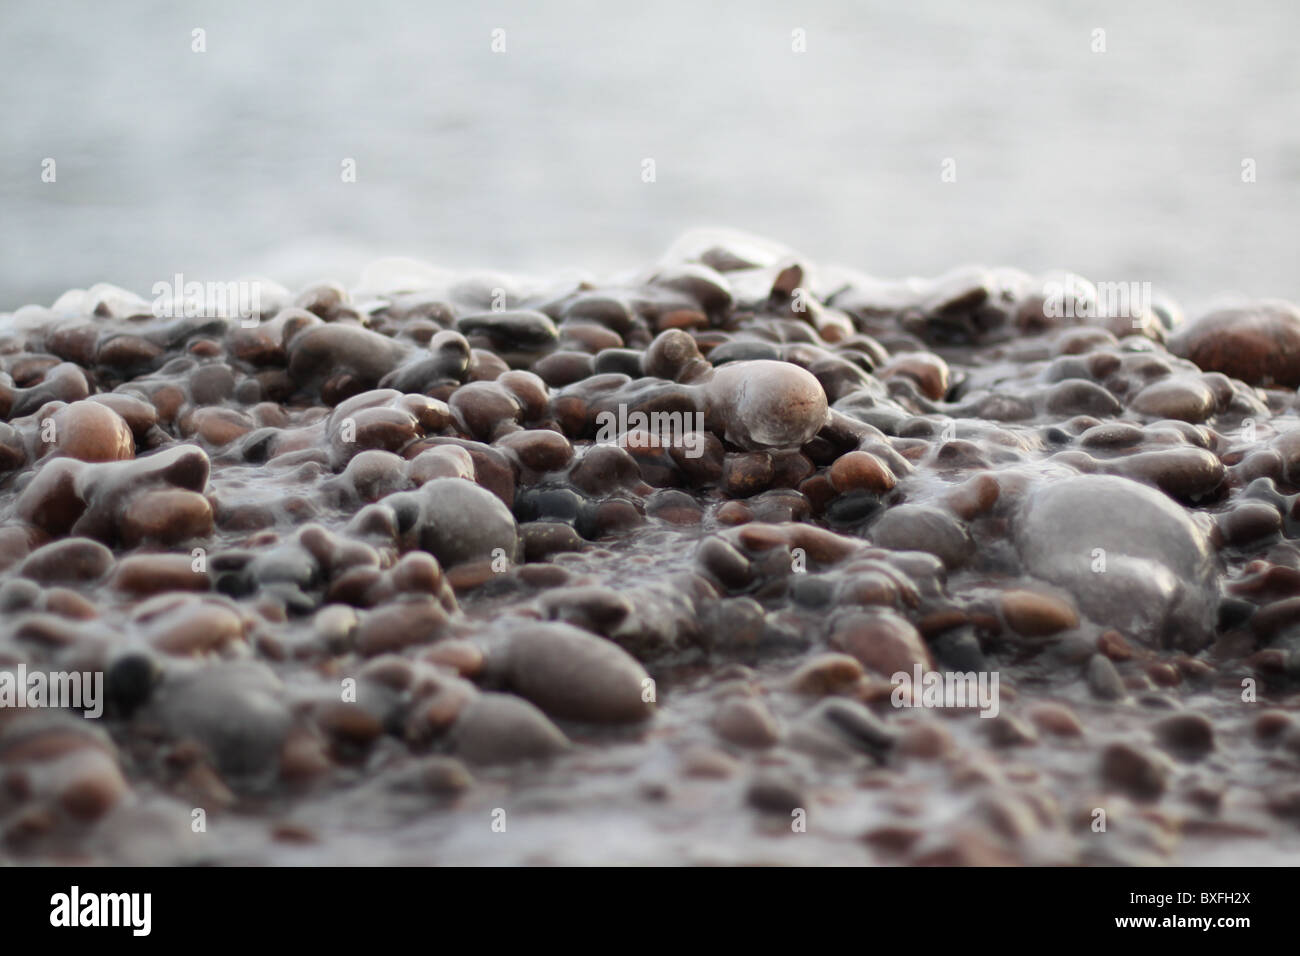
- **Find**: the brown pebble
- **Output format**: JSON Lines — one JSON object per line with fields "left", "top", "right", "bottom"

{"left": 829, "top": 610, "right": 931, "bottom": 677}
{"left": 897, "top": 719, "right": 954, "bottom": 759}
{"left": 1026, "top": 702, "right": 1084, "bottom": 737}
{"left": 1152, "top": 712, "right": 1214, "bottom": 758}
{"left": 787, "top": 653, "right": 865, "bottom": 696}
{"left": 1000, "top": 589, "right": 1079, "bottom": 637}
{"left": 42, "top": 588, "right": 99, "bottom": 619}
{"left": 879, "top": 352, "right": 950, "bottom": 400}
{"left": 1098, "top": 629, "right": 1133, "bottom": 661}
{"left": 19, "top": 537, "right": 113, "bottom": 585}
{"left": 355, "top": 598, "right": 449, "bottom": 655}
{"left": 1254, "top": 710, "right": 1294, "bottom": 743}
{"left": 501, "top": 622, "right": 655, "bottom": 724}
{"left": 828, "top": 450, "right": 896, "bottom": 495}
{"left": 1100, "top": 741, "right": 1170, "bottom": 800}
{"left": 58, "top": 752, "right": 129, "bottom": 821}
{"left": 712, "top": 697, "right": 781, "bottom": 748}
{"left": 113, "top": 553, "right": 210, "bottom": 596}
{"left": 120, "top": 489, "right": 214, "bottom": 546}
{"left": 46, "top": 401, "right": 135, "bottom": 462}
{"left": 679, "top": 745, "right": 740, "bottom": 779}
{"left": 745, "top": 771, "right": 805, "bottom": 814}
{"left": 420, "top": 639, "right": 485, "bottom": 678}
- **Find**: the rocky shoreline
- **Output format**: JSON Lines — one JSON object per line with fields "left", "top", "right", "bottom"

{"left": 2, "top": 230, "right": 1299, "bottom": 865}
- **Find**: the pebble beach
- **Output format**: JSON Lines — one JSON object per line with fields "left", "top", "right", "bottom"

{"left": 2, "top": 229, "right": 1299, "bottom": 865}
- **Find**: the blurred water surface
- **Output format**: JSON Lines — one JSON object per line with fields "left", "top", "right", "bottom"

{"left": 1, "top": 0, "right": 1297, "bottom": 311}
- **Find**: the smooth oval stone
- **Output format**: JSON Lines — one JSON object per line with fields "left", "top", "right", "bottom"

{"left": 1026, "top": 702, "right": 1084, "bottom": 737}
{"left": 142, "top": 597, "right": 245, "bottom": 654}
{"left": 146, "top": 662, "right": 291, "bottom": 781}
{"left": 1000, "top": 588, "right": 1079, "bottom": 637}
{"left": 706, "top": 360, "right": 830, "bottom": 450}
{"left": 1168, "top": 301, "right": 1300, "bottom": 387}
{"left": 408, "top": 445, "right": 476, "bottom": 484}
{"left": 447, "top": 693, "right": 570, "bottom": 764}
{"left": 495, "top": 429, "right": 574, "bottom": 472}
{"left": 288, "top": 324, "right": 409, "bottom": 400}
{"left": 19, "top": 537, "right": 113, "bottom": 585}
{"left": 406, "top": 477, "right": 518, "bottom": 568}
{"left": 712, "top": 697, "right": 781, "bottom": 748}
{"left": 448, "top": 381, "right": 521, "bottom": 441}
{"left": 1099, "top": 741, "right": 1171, "bottom": 801}
{"left": 643, "top": 329, "right": 708, "bottom": 381}
{"left": 879, "top": 352, "right": 950, "bottom": 400}
{"left": 829, "top": 609, "right": 931, "bottom": 676}
{"left": 456, "top": 310, "right": 559, "bottom": 364}
{"left": 113, "top": 553, "right": 210, "bottom": 595}
{"left": 120, "top": 489, "right": 214, "bottom": 546}
{"left": 1016, "top": 475, "right": 1216, "bottom": 651}
{"left": 355, "top": 596, "right": 449, "bottom": 655}
{"left": 502, "top": 622, "right": 655, "bottom": 723}
{"left": 745, "top": 770, "right": 806, "bottom": 814}
{"left": 828, "top": 450, "right": 896, "bottom": 495}
{"left": 592, "top": 348, "right": 645, "bottom": 377}
{"left": 1087, "top": 653, "right": 1128, "bottom": 700}
{"left": 787, "top": 653, "right": 865, "bottom": 696}
{"left": 520, "top": 520, "right": 586, "bottom": 561}
{"left": 531, "top": 350, "right": 594, "bottom": 387}
{"left": 1112, "top": 447, "right": 1224, "bottom": 502}
{"left": 47, "top": 401, "right": 135, "bottom": 462}
{"left": 870, "top": 504, "right": 973, "bottom": 569}
{"left": 1152, "top": 711, "right": 1215, "bottom": 759}
{"left": 341, "top": 449, "right": 411, "bottom": 502}
{"left": 1128, "top": 377, "right": 1216, "bottom": 423}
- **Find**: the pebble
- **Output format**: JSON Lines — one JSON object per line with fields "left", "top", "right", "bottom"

{"left": 787, "top": 653, "right": 865, "bottom": 696}
{"left": 712, "top": 697, "right": 781, "bottom": 748}
{"left": 745, "top": 771, "right": 806, "bottom": 814}
{"left": 870, "top": 504, "right": 973, "bottom": 569}
{"left": 447, "top": 693, "right": 570, "bottom": 765}
{"left": 120, "top": 489, "right": 213, "bottom": 546}
{"left": 829, "top": 610, "right": 931, "bottom": 677}
{"left": 288, "top": 324, "right": 410, "bottom": 402}
{"left": 679, "top": 745, "right": 740, "bottom": 779}
{"left": 1100, "top": 741, "right": 1171, "bottom": 801}
{"left": 1152, "top": 711, "right": 1215, "bottom": 759}
{"left": 1168, "top": 301, "right": 1300, "bottom": 387}
{"left": 45, "top": 401, "right": 135, "bottom": 462}
{"left": 500, "top": 622, "right": 655, "bottom": 723}
{"left": 1086, "top": 653, "right": 1128, "bottom": 701}
{"left": 704, "top": 360, "right": 829, "bottom": 450}
{"left": 1015, "top": 475, "right": 1216, "bottom": 651}
{"left": 390, "top": 477, "right": 518, "bottom": 569}
{"left": 1025, "top": 702, "right": 1084, "bottom": 737}
{"left": 145, "top": 663, "right": 291, "bottom": 781}
{"left": 2, "top": 236, "right": 1298, "bottom": 866}
{"left": 828, "top": 450, "right": 896, "bottom": 495}
{"left": 18, "top": 537, "right": 113, "bottom": 585}
{"left": 999, "top": 589, "right": 1079, "bottom": 637}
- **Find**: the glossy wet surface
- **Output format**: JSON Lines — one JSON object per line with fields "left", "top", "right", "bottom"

{"left": 3, "top": 231, "right": 1300, "bottom": 865}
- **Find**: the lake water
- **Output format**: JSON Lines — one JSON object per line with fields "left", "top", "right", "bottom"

{"left": 2, "top": 0, "right": 1297, "bottom": 312}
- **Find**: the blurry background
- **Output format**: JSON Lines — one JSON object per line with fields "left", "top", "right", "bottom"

{"left": 1, "top": 0, "right": 1296, "bottom": 312}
